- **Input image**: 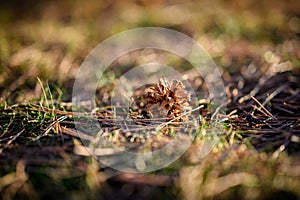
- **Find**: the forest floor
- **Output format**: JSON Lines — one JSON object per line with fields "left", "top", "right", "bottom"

{"left": 0, "top": 0, "right": 299, "bottom": 199}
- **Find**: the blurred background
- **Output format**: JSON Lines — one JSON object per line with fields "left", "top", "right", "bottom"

{"left": 0, "top": 1, "right": 300, "bottom": 200}
{"left": 0, "top": 0, "right": 299, "bottom": 102}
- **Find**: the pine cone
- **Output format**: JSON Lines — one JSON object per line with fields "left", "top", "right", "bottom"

{"left": 130, "top": 78, "right": 191, "bottom": 122}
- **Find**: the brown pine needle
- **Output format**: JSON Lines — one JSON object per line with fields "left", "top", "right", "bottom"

{"left": 262, "top": 84, "right": 288, "bottom": 106}
{"left": 0, "top": 129, "right": 25, "bottom": 153}
{"left": 251, "top": 96, "right": 274, "bottom": 118}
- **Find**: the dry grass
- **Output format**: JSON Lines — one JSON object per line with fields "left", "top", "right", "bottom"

{"left": 0, "top": 0, "right": 300, "bottom": 199}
